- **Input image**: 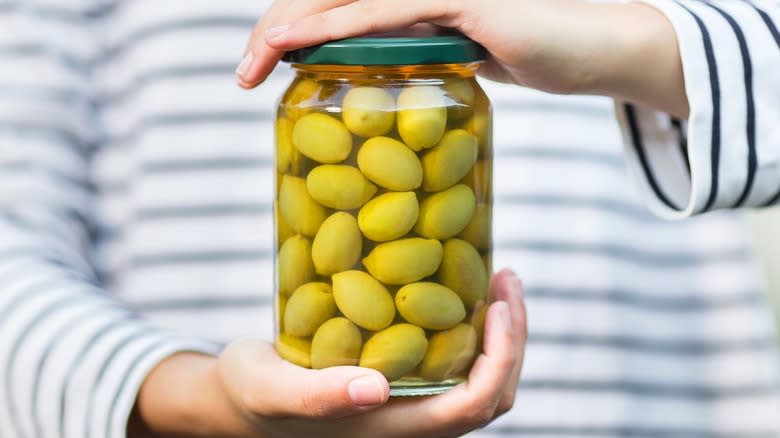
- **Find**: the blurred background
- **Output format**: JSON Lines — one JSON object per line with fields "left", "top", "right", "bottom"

{"left": 749, "top": 209, "right": 780, "bottom": 339}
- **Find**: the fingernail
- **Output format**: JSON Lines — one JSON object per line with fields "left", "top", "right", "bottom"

{"left": 348, "top": 375, "right": 386, "bottom": 407}
{"left": 498, "top": 301, "right": 513, "bottom": 331}
{"left": 235, "top": 52, "right": 254, "bottom": 78}
{"left": 266, "top": 24, "right": 290, "bottom": 40}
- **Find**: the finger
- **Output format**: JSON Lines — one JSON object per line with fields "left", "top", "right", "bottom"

{"left": 237, "top": 0, "right": 357, "bottom": 88}
{"left": 428, "top": 300, "right": 517, "bottom": 434}
{"left": 223, "top": 340, "right": 390, "bottom": 420}
{"left": 236, "top": 0, "right": 296, "bottom": 88}
{"left": 493, "top": 269, "right": 528, "bottom": 414}
{"left": 264, "top": 0, "right": 466, "bottom": 51}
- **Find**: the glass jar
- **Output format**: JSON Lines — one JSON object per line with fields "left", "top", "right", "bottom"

{"left": 273, "top": 36, "right": 493, "bottom": 396}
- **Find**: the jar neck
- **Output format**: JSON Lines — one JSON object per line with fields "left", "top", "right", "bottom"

{"left": 291, "top": 62, "right": 481, "bottom": 81}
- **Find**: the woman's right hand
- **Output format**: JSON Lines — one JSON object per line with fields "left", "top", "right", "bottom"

{"left": 237, "top": 0, "right": 688, "bottom": 118}
{"left": 131, "top": 269, "right": 526, "bottom": 437}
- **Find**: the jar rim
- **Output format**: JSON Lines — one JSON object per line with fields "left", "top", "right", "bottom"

{"left": 282, "top": 35, "right": 486, "bottom": 66}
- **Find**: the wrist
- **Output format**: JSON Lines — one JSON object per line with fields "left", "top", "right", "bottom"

{"left": 581, "top": 1, "right": 689, "bottom": 118}
{"left": 133, "top": 352, "right": 253, "bottom": 437}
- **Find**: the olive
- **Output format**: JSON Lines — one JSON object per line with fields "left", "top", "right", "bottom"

{"left": 443, "top": 78, "right": 475, "bottom": 122}
{"left": 306, "top": 165, "right": 377, "bottom": 210}
{"left": 418, "top": 323, "right": 477, "bottom": 381}
{"left": 422, "top": 129, "right": 478, "bottom": 192}
{"left": 395, "top": 282, "right": 466, "bottom": 330}
{"left": 312, "top": 212, "right": 363, "bottom": 276}
{"left": 356, "top": 136, "right": 422, "bottom": 191}
{"left": 357, "top": 192, "right": 419, "bottom": 242}
{"left": 332, "top": 270, "right": 396, "bottom": 331}
{"left": 284, "top": 282, "right": 337, "bottom": 337}
{"left": 359, "top": 323, "right": 428, "bottom": 382}
{"left": 342, "top": 86, "right": 395, "bottom": 137}
{"left": 311, "top": 317, "right": 363, "bottom": 369}
{"left": 292, "top": 113, "right": 352, "bottom": 163}
{"left": 362, "top": 238, "right": 443, "bottom": 285}
{"left": 458, "top": 203, "right": 491, "bottom": 251}
{"left": 278, "top": 235, "right": 315, "bottom": 297}
{"left": 276, "top": 334, "right": 312, "bottom": 368}
{"left": 438, "top": 238, "right": 489, "bottom": 310}
{"left": 279, "top": 175, "right": 327, "bottom": 237}
{"left": 397, "top": 86, "right": 447, "bottom": 151}
{"left": 415, "top": 184, "right": 476, "bottom": 240}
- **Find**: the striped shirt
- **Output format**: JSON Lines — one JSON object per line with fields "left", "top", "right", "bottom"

{"left": 0, "top": 0, "right": 779, "bottom": 437}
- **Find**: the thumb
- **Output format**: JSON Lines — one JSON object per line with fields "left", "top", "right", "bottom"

{"left": 220, "top": 339, "right": 390, "bottom": 420}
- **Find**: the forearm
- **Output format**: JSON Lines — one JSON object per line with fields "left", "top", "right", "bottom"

{"left": 580, "top": 2, "right": 689, "bottom": 119}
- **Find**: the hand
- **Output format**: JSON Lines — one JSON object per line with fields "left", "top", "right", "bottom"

{"left": 236, "top": 0, "right": 688, "bottom": 118}
{"left": 130, "top": 269, "right": 527, "bottom": 438}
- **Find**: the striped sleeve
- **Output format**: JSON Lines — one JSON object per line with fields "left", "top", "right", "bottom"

{"left": 615, "top": 0, "right": 780, "bottom": 218}
{"left": 0, "top": 4, "right": 219, "bottom": 438}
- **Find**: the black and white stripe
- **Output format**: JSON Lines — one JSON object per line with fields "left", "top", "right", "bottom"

{"left": 618, "top": 0, "right": 780, "bottom": 217}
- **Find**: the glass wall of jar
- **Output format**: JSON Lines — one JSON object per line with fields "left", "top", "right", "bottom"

{"left": 274, "top": 36, "right": 493, "bottom": 396}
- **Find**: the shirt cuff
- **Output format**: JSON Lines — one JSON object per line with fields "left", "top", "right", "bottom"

{"left": 616, "top": 0, "right": 780, "bottom": 218}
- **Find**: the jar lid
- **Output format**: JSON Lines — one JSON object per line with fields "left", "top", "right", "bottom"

{"left": 283, "top": 35, "right": 486, "bottom": 66}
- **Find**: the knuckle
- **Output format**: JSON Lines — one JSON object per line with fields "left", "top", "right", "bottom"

{"left": 496, "top": 393, "right": 516, "bottom": 417}
{"left": 241, "top": 376, "right": 277, "bottom": 416}
{"left": 241, "top": 385, "right": 266, "bottom": 414}
{"left": 300, "top": 388, "right": 331, "bottom": 419}
{"left": 356, "top": 0, "right": 382, "bottom": 33}
{"left": 496, "top": 354, "right": 516, "bottom": 375}
{"left": 465, "top": 405, "right": 495, "bottom": 427}
{"left": 443, "top": 0, "right": 459, "bottom": 18}
{"left": 358, "top": 0, "right": 378, "bottom": 15}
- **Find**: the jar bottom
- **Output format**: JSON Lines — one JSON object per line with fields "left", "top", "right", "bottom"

{"left": 389, "top": 377, "right": 465, "bottom": 396}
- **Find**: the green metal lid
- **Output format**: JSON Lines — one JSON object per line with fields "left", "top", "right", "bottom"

{"left": 284, "top": 35, "right": 486, "bottom": 66}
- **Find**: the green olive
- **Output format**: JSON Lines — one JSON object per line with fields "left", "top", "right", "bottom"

{"left": 359, "top": 323, "right": 428, "bottom": 382}
{"left": 395, "top": 282, "right": 466, "bottom": 330}
{"left": 397, "top": 86, "right": 447, "bottom": 151}
{"left": 415, "top": 184, "right": 476, "bottom": 240}
{"left": 332, "top": 270, "right": 396, "bottom": 331}
{"left": 278, "top": 235, "right": 315, "bottom": 297}
{"left": 283, "top": 78, "right": 321, "bottom": 121}
{"left": 312, "top": 212, "right": 362, "bottom": 276}
{"left": 356, "top": 136, "right": 422, "bottom": 191}
{"left": 276, "top": 333, "right": 312, "bottom": 368}
{"left": 460, "top": 160, "right": 492, "bottom": 202}
{"left": 443, "top": 78, "right": 475, "bottom": 122}
{"left": 458, "top": 203, "right": 491, "bottom": 251}
{"left": 306, "top": 164, "right": 377, "bottom": 210}
{"left": 470, "top": 300, "right": 488, "bottom": 353}
{"left": 276, "top": 117, "right": 295, "bottom": 173}
{"left": 463, "top": 112, "right": 492, "bottom": 159}
{"left": 438, "top": 238, "right": 488, "bottom": 310}
{"left": 422, "top": 129, "right": 478, "bottom": 192}
{"left": 278, "top": 294, "right": 288, "bottom": 332}
{"left": 482, "top": 253, "right": 491, "bottom": 273}
{"left": 292, "top": 113, "right": 352, "bottom": 163}
{"left": 284, "top": 282, "right": 337, "bottom": 337}
{"left": 362, "top": 238, "right": 443, "bottom": 285}
{"left": 279, "top": 175, "right": 327, "bottom": 237}
{"left": 358, "top": 192, "right": 419, "bottom": 242}
{"left": 311, "top": 317, "right": 363, "bottom": 369}
{"left": 275, "top": 203, "right": 296, "bottom": 247}
{"left": 418, "top": 323, "right": 477, "bottom": 381}
{"left": 342, "top": 87, "right": 396, "bottom": 137}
